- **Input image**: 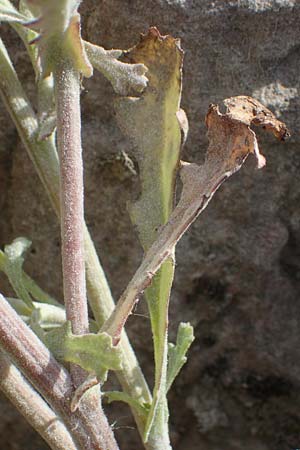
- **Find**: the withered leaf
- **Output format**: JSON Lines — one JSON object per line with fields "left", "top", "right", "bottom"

{"left": 103, "top": 96, "right": 289, "bottom": 349}
{"left": 224, "top": 95, "right": 290, "bottom": 140}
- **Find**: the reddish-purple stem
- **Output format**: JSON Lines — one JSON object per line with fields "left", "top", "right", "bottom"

{"left": 0, "top": 294, "right": 118, "bottom": 450}
{"left": 54, "top": 63, "right": 89, "bottom": 385}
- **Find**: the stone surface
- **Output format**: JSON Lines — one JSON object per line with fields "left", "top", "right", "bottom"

{"left": 1, "top": 1, "right": 300, "bottom": 449}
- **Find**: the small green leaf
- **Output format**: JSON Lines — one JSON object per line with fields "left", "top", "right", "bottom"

{"left": 30, "top": 303, "right": 66, "bottom": 330}
{"left": 166, "top": 322, "right": 194, "bottom": 392}
{"left": 0, "top": 0, "right": 27, "bottom": 23}
{"left": 85, "top": 41, "right": 148, "bottom": 95}
{"left": 1, "top": 238, "right": 34, "bottom": 308}
{"left": 44, "top": 322, "right": 123, "bottom": 380}
{"left": 104, "top": 391, "right": 149, "bottom": 419}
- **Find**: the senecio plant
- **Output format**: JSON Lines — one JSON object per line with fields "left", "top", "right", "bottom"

{"left": 0, "top": 1, "right": 290, "bottom": 449}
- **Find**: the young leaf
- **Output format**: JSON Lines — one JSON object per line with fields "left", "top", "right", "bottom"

{"left": 1, "top": 238, "right": 34, "bottom": 308}
{"left": 85, "top": 41, "right": 148, "bottom": 96}
{"left": 44, "top": 322, "right": 123, "bottom": 381}
{"left": 166, "top": 322, "right": 194, "bottom": 392}
{"left": 30, "top": 303, "right": 66, "bottom": 329}
{"left": 104, "top": 391, "right": 149, "bottom": 419}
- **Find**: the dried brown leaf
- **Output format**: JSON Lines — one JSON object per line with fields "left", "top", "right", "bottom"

{"left": 102, "top": 96, "right": 289, "bottom": 345}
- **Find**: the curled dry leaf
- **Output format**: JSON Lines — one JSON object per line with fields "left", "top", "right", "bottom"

{"left": 102, "top": 95, "right": 289, "bottom": 345}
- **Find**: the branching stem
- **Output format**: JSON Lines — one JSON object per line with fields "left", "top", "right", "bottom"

{"left": 0, "top": 350, "right": 78, "bottom": 450}
{"left": 0, "top": 294, "right": 117, "bottom": 450}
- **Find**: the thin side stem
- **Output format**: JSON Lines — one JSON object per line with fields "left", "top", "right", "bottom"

{"left": 0, "top": 294, "right": 118, "bottom": 450}
{"left": 0, "top": 350, "right": 78, "bottom": 450}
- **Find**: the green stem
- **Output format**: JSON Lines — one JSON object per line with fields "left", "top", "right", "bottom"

{"left": 144, "top": 261, "right": 174, "bottom": 448}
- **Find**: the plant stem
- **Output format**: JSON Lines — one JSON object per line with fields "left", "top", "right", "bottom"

{"left": 0, "top": 350, "right": 78, "bottom": 450}
{"left": 0, "top": 36, "right": 152, "bottom": 446}
{"left": 0, "top": 294, "right": 118, "bottom": 450}
{"left": 54, "top": 62, "right": 88, "bottom": 385}
{"left": 53, "top": 60, "right": 120, "bottom": 449}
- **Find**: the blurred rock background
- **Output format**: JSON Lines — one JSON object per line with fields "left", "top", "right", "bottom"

{"left": 0, "top": 0, "right": 300, "bottom": 449}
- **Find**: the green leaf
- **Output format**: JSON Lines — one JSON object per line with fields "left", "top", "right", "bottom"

{"left": 166, "top": 323, "right": 194, "bottom": 392}
{"left": 85, "top": 41, "right": 148, "bottom": 96}
{"left": 104, "top": 391, "right": 149, "bottom": 419}
{"left": 44, "top": 322, "right": 123, "bottom": 380}
{"left": 30, "top": 303, "right": 66, "bottom": 330}
{"left": 1, "top": 240, "right": 60, "bottom": 308}
{"left": 0, "top": 0, "right": 27, "bottom": 23}
{"left": 115, "top": 27, "right": 187, "bottom": 445}
{"left": 1, "top": 238, "right": 34, "bottom": 308}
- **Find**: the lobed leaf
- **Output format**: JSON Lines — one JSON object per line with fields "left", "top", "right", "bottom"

{"left": 85, "top": 41, "right": 148, "bottom": 96}
{"left": 45, "top": 322, "right": 123, "bottom": 381}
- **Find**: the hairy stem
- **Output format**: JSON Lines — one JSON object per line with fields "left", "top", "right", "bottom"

{"left": 0, "top": 36, "right": 151, "bottom": 446}
{"left": 0, "top": 350, "right": 78, "bottom": 450}
{"left": 0, "top": 294, "right": 118, "bottom": 450}
{"left": 53, "top": 56, "right": 119, "bottom": 450}
{"left": 54, "top": 62, "right": 88, "bottom": 384}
